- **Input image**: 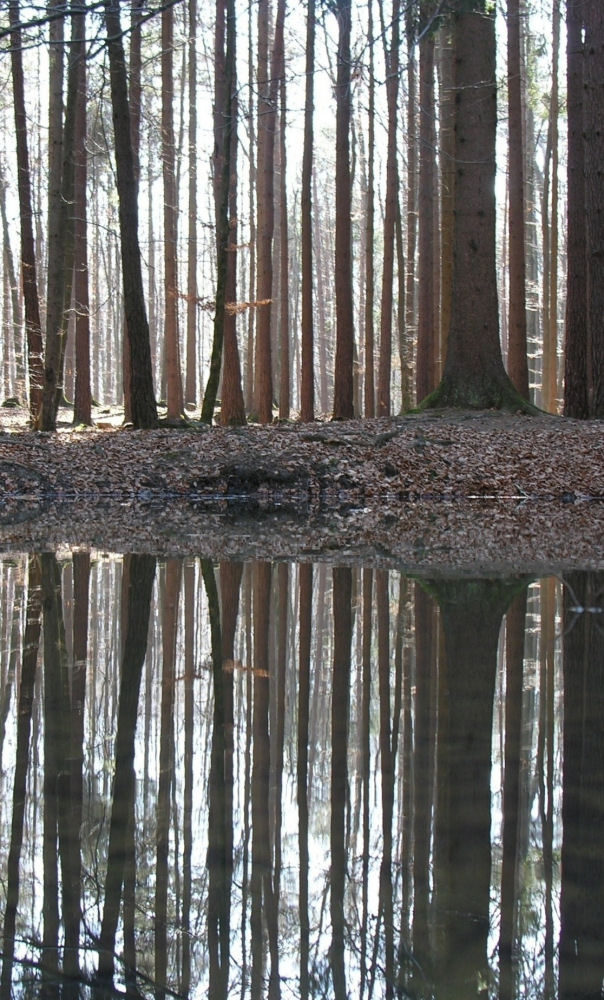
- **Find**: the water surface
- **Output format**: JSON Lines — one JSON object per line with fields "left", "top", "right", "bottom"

{"left": 0, "top": 553, "right": 602, "bottom": 999}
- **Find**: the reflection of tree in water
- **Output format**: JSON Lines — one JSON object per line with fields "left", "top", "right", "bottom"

{"left": 559, "top": 571, "right": 604, "bottom": 1000}
{"left": 1, "top": 555, "right": 601, "bottom": 998}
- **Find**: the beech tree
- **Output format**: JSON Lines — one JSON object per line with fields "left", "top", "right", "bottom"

{"left": 422, "top": 0, "right": 535, "bottom": 412}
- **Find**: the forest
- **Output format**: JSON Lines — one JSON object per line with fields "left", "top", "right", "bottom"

{"left": 1, "top": 0, "right": 602, "bottom": 432}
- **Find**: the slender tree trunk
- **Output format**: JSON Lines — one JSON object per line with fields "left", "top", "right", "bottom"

{"left": 162, "top": 4, "right": 184, "bottom": 421}
{"left": 0, "top": 166, "right": 25, "bottom": 398}
{"left": 584, "top": 0, "right": 604, "bottom": 416}
{"left": 278, "top": 78, "right": 290, "bottom": 419}
{"left": 300, "top": 0, "right": 315, "bottom": 422}
{"left": 364, "top": 0, "right": 375, "bottom": 418}
{"left": 405, "top": 19, "right": 418, "bottom": 404}
{"left": 506, "top": 0, "right": 530, "bottom": 400}
{"left": 564, "top": 0, "right": 588, "bottom": 416}
{"left": 416, "top": 25, "right": 436, "bottom": 403}
{"left": 186, "top": 0, "right": 198, "bottom": 407}
{"left": 8, "top": 1, "right": 44, "bottom": 420}
{"left": 254, "top": 0, "right": 280, "bottom": 422}
{"left": 73, "top": 3, "right": 91, "bottom": 424}
{"left": 103, "top": 0, "right": 158, "bottom": 428}
{"left": 377, "top": 0, "right": 400, "bottom": 416}
{"left": 332, "top": 0, "right": 355, "bottom": 420}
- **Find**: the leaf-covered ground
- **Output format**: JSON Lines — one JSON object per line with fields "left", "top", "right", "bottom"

{"left": 0, "top": 404, "right": 603, "bottom": 574}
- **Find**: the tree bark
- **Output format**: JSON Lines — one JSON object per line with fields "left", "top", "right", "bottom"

{"left": 9, "top": 2, "right": 44, "bottom": 419}
{"left": 506, "top": 0, "right": 530, "bottom": 400}
{"left": 300, "top": 0, "right": 315, "bottom": 422}
{"left": 377, "top": 0, "right": 400, "bottom": 417}
{"left": 73, "top": 1, "right": 91, "bottom": 424}
{"left": 422, "top": 1, "right": 534, "bottom": 412}
{"left": 584, "top": 0, "right": 604, "bottom": 416}
{"left": 162, "top": 4, "right": 184, "bottom": 421}
{"left": 416, "top": 24, "right": 436, "bottom": 402}
{"left": 332, "top": 0, "right": 355, "bottom": 420}
{"left": 563, "top": 0, "right": 588, "bottom": 416}
{"left": 103, "top": 0, "right": 158, "bottom": 428}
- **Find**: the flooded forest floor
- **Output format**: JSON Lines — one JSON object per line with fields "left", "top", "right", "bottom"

{"left": 0, "top": 403, "right": 603, "bottom": 574}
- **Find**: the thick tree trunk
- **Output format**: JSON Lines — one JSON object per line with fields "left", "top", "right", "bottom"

{"left": 422, "top": 1, "right": 534, "bottom": 412}
{"left": 104, "top": 0, "right": 157, "bottom": 428}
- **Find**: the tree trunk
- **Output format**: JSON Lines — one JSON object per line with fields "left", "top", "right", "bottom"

{"left": 377, "top": 0, "right": 400, "bottom": 417}
{"left": 416, "top": 25, "right": 436, "bottom": 402}
{"left": 363, "top": 0, "right": 375, "bottom": 418}
{"left": 278, "top": 77, "right": 290, "bottom": 420}
{"left": 162, "top": 4, "right": 184, "bottom": 421}
{"left": 73, "top": 2, "right": 91, "bottom": 424}
{"left": 300, "top": 0, "right": 315, "bottom": 422}
{"left": 563, "top": 0, "right": 588, "bottom": 417}
{"left": 8, "top": 0, "right": 45, "bottom": 420}
{"left": 103, "top": 0, "right": 158, "bottom": 428}
{"left": 186, "top": 0, "right": 198, "bottom": 408}
{"left": 332, "top": 0, "right": 355, "bottom": 420}
{"left": 584, "top": 0, "right": 604, "bottom": 416}
{"left": 254, "top": 0, "right": 278, "bottom": 422}
{"left": 506, "top": 0, "right": 530, "bottom": 400}
{"left": 422, "top": 1, "right": 534, "bottom": 412}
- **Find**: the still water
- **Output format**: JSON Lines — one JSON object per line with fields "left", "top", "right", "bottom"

{"left": 0, "top": 553, "right": 602, "bottom": 999}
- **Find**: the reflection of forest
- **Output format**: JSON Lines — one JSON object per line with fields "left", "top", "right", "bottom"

{"left": 0, "top": 553, "right": 602, "bottom": 999}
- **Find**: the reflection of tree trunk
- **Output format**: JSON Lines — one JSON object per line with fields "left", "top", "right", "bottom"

{"left": 298, "top": 564, "right": 312, "bottom": 999}
{"left": 0, "top": 575, "right": 23, "bottom": 776}
{"left": 559, "top": 572, "right": 604, "bottom": 998}
{"left": 498, "top": 590, "right": 527, "bottom": 1000}
{"left": 1, "top": 557, "right": 42, "bottom": 995}
{"left": 430, "top": 578, "right": 526, "bottom": 999}
{"left": 251, "top": 563, "right": 272, "bottom": 997}
{"left": 41, "top": 554, "right": 63, "bottom": 976}
{"left": 412, "top": 584, "right": 436, "bottom": 971}
{"left": 360, "top": 569, "right": 372, "bottom": 994}
{"left": 61, "top": 551, "right": 90, "bottom": 980}
{"left": 330, "top": 567, "right": 352, "bottom": 999}
{"left": 537, "top": 577, "right": 556, "bottom": 995}
{"left": 376, "top": 570, "right": 395, "bottom": 995}
{"left": 268, "top": 564, "right": 288, "bottom": 996}
{"left": 181, "top": 562, "right": 195, "bottom": 995}
{"left": 98, "top": 555, "right": 156, "bottom": 981}
{"left": 203, "top": 559, "right": 241, "bottom": 999}
{"left": 155, "top": 560, "right": 181, "bottom": 998}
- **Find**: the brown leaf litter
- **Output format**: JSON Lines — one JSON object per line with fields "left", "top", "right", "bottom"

{"left": 0, "top": 405, "right": 602, "bottom": 574}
